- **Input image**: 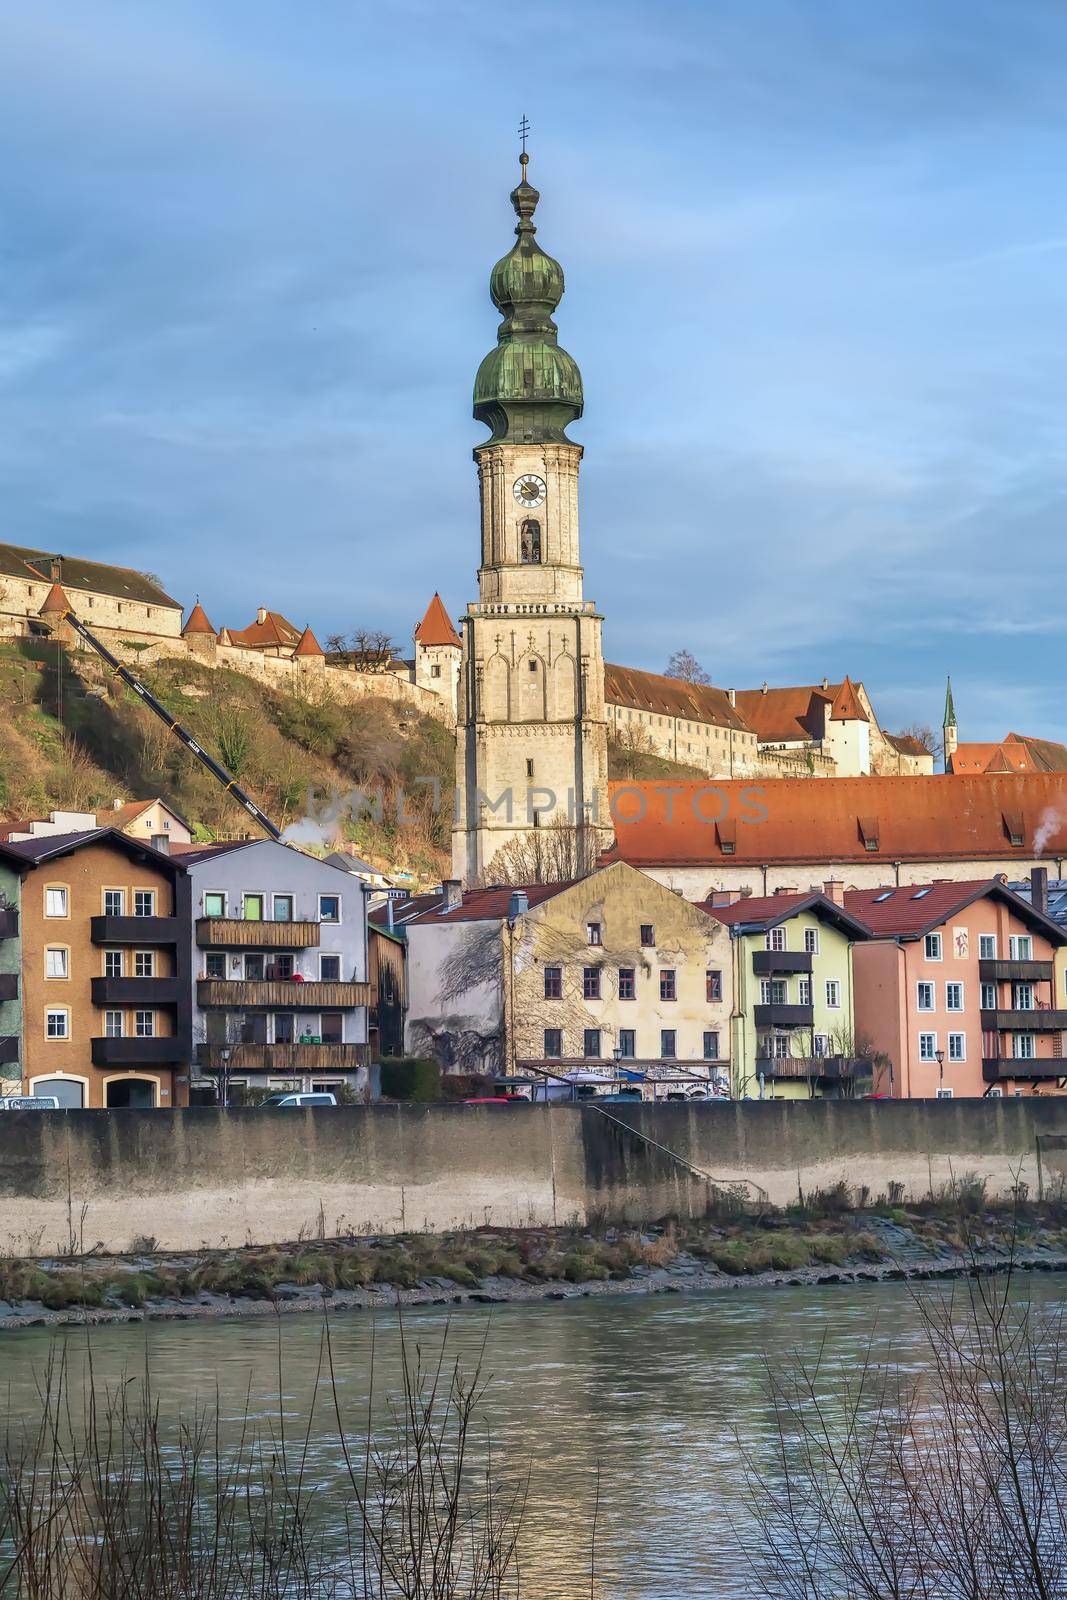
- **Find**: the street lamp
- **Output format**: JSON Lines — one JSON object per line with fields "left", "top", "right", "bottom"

{"left": 935, "top": 1048, "right": 945, "bottom": 1093}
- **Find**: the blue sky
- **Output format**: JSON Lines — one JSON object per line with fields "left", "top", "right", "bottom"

{"left": 1, "top": 0, "right": 1064, "bottom": 741}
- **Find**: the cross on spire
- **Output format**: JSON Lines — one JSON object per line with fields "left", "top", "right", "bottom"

{"left": 518, "top": 113, "right": 530, "bottom": 178}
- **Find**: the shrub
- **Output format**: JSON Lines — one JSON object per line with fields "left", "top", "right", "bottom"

{"left": 379, "top": 1056, "right": 441, "bottom": 1102}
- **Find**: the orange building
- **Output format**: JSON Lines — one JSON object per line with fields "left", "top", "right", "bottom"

{"left": 0, "top": 829, "right": 192, "bottom": 1108}
{"left": 847, "top": 873, "right": 1067, "bottom": 1099}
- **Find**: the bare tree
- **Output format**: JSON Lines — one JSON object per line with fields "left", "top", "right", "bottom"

{"left": 666, "top": 649, "right": 711, "bottom": 685}
{"left": 477, "top": 819, "right": 602, "bottom": 887}
{"left": 898, "top": 723, "right": 944, "bottom": 760}
{"left": 608, "top": 722, "right": 657, "bottom": 779}
{"left": 348, "top": 629, "right": 397, "bottom": 672}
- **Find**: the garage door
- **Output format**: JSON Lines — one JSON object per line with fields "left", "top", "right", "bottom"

{"left": 33, "top": 1078, "right": 84, "bottom": 1108}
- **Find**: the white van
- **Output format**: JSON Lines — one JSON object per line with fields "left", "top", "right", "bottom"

{"left": 0, "top": 1096, "right": 61, "bottom": 1111}
{"left": 260, "top": 1092, "right": 338, "bottom": 1108}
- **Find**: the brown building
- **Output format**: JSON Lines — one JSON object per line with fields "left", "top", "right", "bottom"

{"left": 0, "top": 829, "right": 192, "bottom": 1108}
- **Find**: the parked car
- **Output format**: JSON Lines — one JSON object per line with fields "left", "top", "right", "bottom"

{"left": 260, "top": 1092, "right": 338, "bottom": 1108}
{"left": 0, "top": 1096, "right": 61, "bottom": 1111}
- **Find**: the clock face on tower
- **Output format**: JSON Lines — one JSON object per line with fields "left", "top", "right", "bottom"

{"left": 513, "top": 473, "right": 547, "bottom": 508}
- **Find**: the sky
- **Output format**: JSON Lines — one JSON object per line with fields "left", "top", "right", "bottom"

{"left": 0, "top": 0, "right": 1064, "bottom": 742}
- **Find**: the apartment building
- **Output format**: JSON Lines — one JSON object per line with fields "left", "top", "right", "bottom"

{"left": 0, "top": 829, "right": 191, "bottom": 1108}
{"left": 701, "top": 887, "right": 873, "bottom": 1099}
{"left": 182, "top": 840, "right": 370, "bottom": 1098}
{"left": 848, "top": 875, "right": 1067, "bottom": 1098}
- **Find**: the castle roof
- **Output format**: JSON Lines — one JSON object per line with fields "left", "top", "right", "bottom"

{"left": 733, "top": 681, "right": 868, "bottom": 744}
{"left": 414, "top": 593, "right": 461, "bottom": 649}
{"left": 292, "top": 625, "right": 324, "bottom": 658}
{"left": 227, "top": 610, "right": 302, "bottom": 650}
{"left": 883, "top": 732, "right": 931, "bottom": 758}
{"left": 828, "top": 675, "right": 869, "bottom": 723}
{"left": 604, "top": 663, "right": 751, "bottom": 733}
{"left": 181, "top": 601, "right": 216, "bottom": 636}
{"left": 0, "top": 542, "right": 180, "bottom": 610}
{"left": 38, "top": 581, "right": 69, "bottom": 615}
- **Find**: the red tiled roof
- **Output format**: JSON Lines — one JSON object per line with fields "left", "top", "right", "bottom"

{"left": 94, "top": 798, "right": 192, "bottom": 832}
{"left": 181, "top": 601, "right": 216, "bottom": 636}
{"left": 733, "top": 683, "right": 838, "bottom": 743}
{"left": 829, "top": 676, "right": 869, "bottom": 723}
{"left": 39, "top": 581, "right": 69, "bottom": 615}
{"left": 948, "top": 742, "right": 1036, "bottom": 775}
{"left": 844, "top": 878, "right": 1067, "bottom": 943}
{"left": 698, "top": 890, "right": 873, "bottom": 938}
{"left": 414, "top": 593, "right": 461, "bottom": 649}
{"left": 227, "top": 611, "right": 302, "bottom": 650}
{"left": 604, "top": 663, "right": 751, "bottom": 733}
{"left": 1005, "top": 733, "right": 1067, "bottom": 774}
{"left": 398, "top": 882, "right": 574, "bottom": 925}
{"left": 884, "top": 732, "right": 931, "bottom": 758}
{"left": 603, "top": 773, "right": 1067, "bottom": 867}
{"left": 292, "top": 625, "right": 324, "bottom": 658}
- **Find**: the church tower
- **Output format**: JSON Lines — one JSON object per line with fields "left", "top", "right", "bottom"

{"left": 943, "top": 675, "right": 958, "bottom": 772}
{"left": 452, "top": 143, "right": 609, "bottom": 883}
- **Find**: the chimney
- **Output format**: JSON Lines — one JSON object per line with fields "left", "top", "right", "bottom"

{"left": 257, "top": 606, "right": 267, "bottom": 624}
{"left": 824, "top": 879, "right": 845, "bottom": 907}
{"left": 727, "top": 688, "right": 736, "bottom": 706}
{"left": 441, "top": 879, "right": 463, "bottom": 913}
{"left": 774, "top": 885, "right": 796, "bottom": 896}
{"left": 508, "top": 889, "right": 529, "bottom": 922}
{"left": 761, "top": 681, "right": 769, "bottom": 695}
{"left": 50, "top": 556, "right": 62, "bottom": 582}
{"left": 386, "top": 897, "right": 394, "bottom": 931}
{"left": 1031, "top": 866, "right": 1049, "bottom": 916}
{"left": 711, "top": 890, "right": 739, "bottom": 907}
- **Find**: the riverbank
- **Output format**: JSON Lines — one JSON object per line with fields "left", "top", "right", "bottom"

{"left": 2, "top": 1199, "right": 1065, "bottom": 1330}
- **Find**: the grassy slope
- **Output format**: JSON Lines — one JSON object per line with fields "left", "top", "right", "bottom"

{"left": 0, "top": 640, "right": 453, "bottom": 882}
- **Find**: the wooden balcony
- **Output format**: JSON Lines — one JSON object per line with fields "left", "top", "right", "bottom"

{"left": 756, "top": 1055, "right": 868, "bottom": 1080}
{"left": 196, "top": 1042, "right": 370, "bottom": 1071}
{"left": 980, "top": 1009, "right": 1067, "bottom": 1033}
{"left": 752, "top": 950, "right": 812, "bottom": 976}
{"left": 196, "top": 978, "right": 370, "bottom": 1010}
{"left": 754, "top": 1002, "right": 814, "bottom": 1028}
{"left": 91, "top": 976, "right": 182, "bottom": 1006}
{"left": 979, "top": 959, "right": 1054, "bottom": 984}
{"left": 983, "top": 1057, "right": 1066, "bottom": 1083}
{"left": 0, "top": 973, "right": 18, "bottom": 1002}
{"left": 90, "top": 1035, "right": 188, "bottom": 1066}
{"left": 90, "top": 915, "right": 180, "bottom": 946}
{"left": 0, "top": 909, "right": 18, "bottom": 940}
{"left": 196, "top": 918, "right": 321, "bottom": 950}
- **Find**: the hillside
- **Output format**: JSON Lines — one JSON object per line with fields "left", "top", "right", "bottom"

{"left": 0, "top": 640, "right": 454, "bottom": 882}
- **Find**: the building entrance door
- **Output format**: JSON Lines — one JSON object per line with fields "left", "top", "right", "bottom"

{"left": 105, "top": 1077, "right": 157, "bottom": 1108}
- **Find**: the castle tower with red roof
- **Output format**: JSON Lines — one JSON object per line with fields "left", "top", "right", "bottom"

{"left": 413, "top": 593, "right": 462, "bottom": 711}
{"left": 453, "top": 141, "right": 609, "bottom": 882}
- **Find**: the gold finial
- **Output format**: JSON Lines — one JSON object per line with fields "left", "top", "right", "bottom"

{"left": 518, "top": 113, "right": 530, "bottom": 178}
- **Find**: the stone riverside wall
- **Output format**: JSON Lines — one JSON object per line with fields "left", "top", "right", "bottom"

{"left": 3, "top": 1101, "right": 1067, "bottom": 1256}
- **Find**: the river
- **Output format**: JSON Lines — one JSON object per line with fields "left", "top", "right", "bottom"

{"left": 1, "top": 1277, "right": 1062, "bottom": 1598}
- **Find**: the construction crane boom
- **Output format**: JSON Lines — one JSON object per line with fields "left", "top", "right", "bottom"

{"left": 56, "top": 606, "right": 283, "bottom": 842}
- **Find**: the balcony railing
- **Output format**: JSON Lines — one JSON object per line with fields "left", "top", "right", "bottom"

{"left": 753, "top": 1002, "right": 814, "bottom": 1028}
{"left": 196, "top": 1042, "right": 370, "bottom": 1071}
{"left": 196, "top": 918, "right": 322, "bottom": 950}
{"left": 196, "top": 979, "right": 370, "bottom": 1010}
{"left": 91, "top": 976, "right": 182, "bottom": 1006}
{"left": 979, "top": 959, "right": 1054, "bottom": 984}
{"left": 980, "top": 1009, "right": 1067, "bottom": 1033}
{"left": 0, "top": 909, "right": 18, "bottom": 940}
{"left": 90, "top": 915, "right": 180, "bottom": 946}
{"left": 0, "top": 973, "right": 18, "bottom": 1003}
{"left": 0, "top": 1035, "right": 18, "bottom": 1065}
{"left": 752, "top": 950, "right": 813, "bottom": 976}
{"left": 983, "top": 1057, "right": 1066, "bottom": 1083}
{"left": 90, "top": 1035, "right": 188, "bottom": 1066}
{"left": 756, "top": 1054, "right": 869, "bottom": 1080}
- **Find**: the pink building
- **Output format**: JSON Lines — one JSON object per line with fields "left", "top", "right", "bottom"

{"left": 847, "top": 874, "right": 1067, "bottom": 1099}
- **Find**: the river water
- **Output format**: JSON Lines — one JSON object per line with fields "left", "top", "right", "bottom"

{"left": 1, "top": 1277, "right": 1062, "bottom": 1598}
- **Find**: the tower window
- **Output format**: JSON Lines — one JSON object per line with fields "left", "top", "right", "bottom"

{"left": 520, "top": 518, "right": 542, "bottom": 564}
{"left": 528, "top": 659, "right": 538, "bottom": 672}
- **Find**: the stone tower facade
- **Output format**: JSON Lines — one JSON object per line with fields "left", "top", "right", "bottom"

{"left": 452, "top": 153, "right": 609, "bottom": 884}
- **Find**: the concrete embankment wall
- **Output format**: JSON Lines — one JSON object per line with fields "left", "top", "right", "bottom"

{"left": 2, "top": 1101, "right": 1066, "bottom": 1255}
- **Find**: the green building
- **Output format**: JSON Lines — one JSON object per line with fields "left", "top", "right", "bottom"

{"left": 704, "top": 892, "right": 872, "bottom": 1099}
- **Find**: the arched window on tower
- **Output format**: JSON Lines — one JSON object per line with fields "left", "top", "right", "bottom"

{"left": 520, "top": 518, "right": 542, "bottom": 565}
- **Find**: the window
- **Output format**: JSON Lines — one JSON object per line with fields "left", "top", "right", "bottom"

{"left": 772, "top": 1034, "right": 790, "bottom": 1059}
{"left": 936, "top": 1087, "right": 954, "bottom": 1099}
{"left": 520, "top": 517, "right": 542, "bottom": 564}
{"left": 703, "top": 1031, "right": 720, "bottom": 1060}
{"left": 104, "top": 1011, "right": 123, "bottom": 1038}
{"left": 948, "top": 1032, "right": 966, "bottom": 1061}
{"left": 979, "top": 934, "right": 996, "bottom": 960}
{"left": 526, "top": 758, "right": 534, "bottom": 779}
{"left": 104, "top": 889, "right": 125, "bottom": 916}
{"left": 104, "top": 949, "right": 123, "bottom": 978}
{"left": 804, "top": 928, "right": 819, "bottom": 954}
{"left": 274, "top": 1013, "right": 295, "bottom": 1043}
{"left": 917, "top": 982, "right": 935, "bottom": 1012}
{"left": 640, "top": 925, "right": 655, "bottom": 948}
{"left": 981, "top": 982, "right": 997, "bottom": 1010}
{"left": 919, "top": 1032, "right": 937, "bottom": 1061}
{"left": 706, "top": 969, "right": 723, "bottom": 1003}
{"left": 319, "top": 895, "right": 341, "bottom": 924}
{"left": 204, "top": 891, "right": 225, "bottom": 918}
{"left": 44, "top": 947, "right": 68, "bottom": 979}
{"left": 587, "top": 922, "right": 602, "bottom": 946}
{"left": 45, "top": 887, "right": 68, "bottom": 918}
{"left": 242, "top": 894, "right": 264, "bottom": 922}
{"left": 320, "top": 1011, "right": 343, "bottom": 1043}
{"left": 46, "top": 1008, "right": 69, "bottom": 1040}
{"left": 133, "top": 950, "right": 154, "bottom": 978}
{"left": 583, "top": 966, "right": 601, "bottom": 1000}
{"left": 1010, "top": 935, "right": 1032, "bottom": 960}
{"left": 946, "top": 982, "right": 964, "bottom": 1012}
{"left": 988, "top": 1086, "right": 1004, "bottom": 1099}
{"left": 1013, "top": 1034, "right": 1036, "bottom": 1061}
{"left": 135, "top": 1011, "right": 155, "bottom": 1037}
{"left": 618, "top": 967, "right": 635, "bottom": 1001}
{"left": 133, "top": 890, "right": 155, "bottom": 918}
{"left": 544, "top": 1028, "right": 562, "bottom": 1059}
{"left": 798, "top": 976, "right": 812, "bottom": 1006}
{"left": 618, "top": 1029, "right": 636, "bottom": 1059}
{"left": 544, "top": 966, "right": 562, "bottom": 999}
{"left": 760, "top": 978, "right": 787, "bottom": 1005}
{"left": 767, "top": 927, "right": 786, "bottom": 952}
{"left": 245, "top": 953, "right": 265, "bottom": 981}
{"left": 319, "top": 953, "right": 342, "bottom": 982}
{"left": 660, "top": 1029, "right": 676, "bottom": 1059}
{"left": 825, "top": 979, "right": 841, "bottom": 1009}
{"left": 205, "top": 951, "right": 225, "bottom": 979}
{"left": 660, "top": 970, "right": 676, "bottom": 1001}
{"left": 273, "top": 895, "right": 294, "bottom": 923}
{"left": 275, "top": 954, "right": 294, "bottom": 980}
{"left": 151, "top": 835, "right": 168, "bottom": 851}
{"left": 431, "top": 664, "right": 441, "bottom": 678}
{"left": 923, "top": 932, "right": 943, "bottom": 960}
{"left": 813, "top": 1033, "right": 829, "bottom": 1058}
{"left": 583, "top": 1028, "right": 601, "bottom": 1059}
{"left": 1012, "top": 983, "right": 1034, "bottom": 1011}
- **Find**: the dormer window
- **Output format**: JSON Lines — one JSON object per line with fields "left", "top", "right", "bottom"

{"left": 520, "top": 518, "right": 542, "bottom": 565}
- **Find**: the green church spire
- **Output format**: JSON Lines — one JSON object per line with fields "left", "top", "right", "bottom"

{"left": 473, "top": 141, "right": 583, "bottom": 444}
{"left": 943, "top": 675, "right": 957, "bottom": 729}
